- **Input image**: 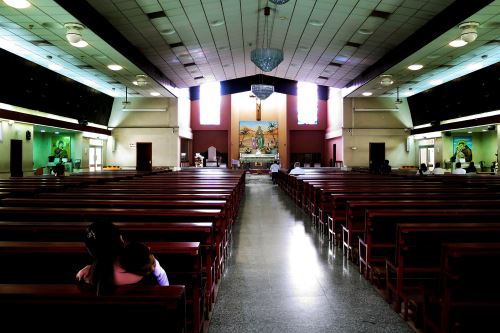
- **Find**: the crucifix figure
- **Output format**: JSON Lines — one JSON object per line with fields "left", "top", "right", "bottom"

{"left": 256, "top": 99, "right": 261, "bottom": 121}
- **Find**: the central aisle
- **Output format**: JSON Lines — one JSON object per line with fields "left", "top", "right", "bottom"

{"left": 208, "top": 175, "right": 413, "bottom": 333}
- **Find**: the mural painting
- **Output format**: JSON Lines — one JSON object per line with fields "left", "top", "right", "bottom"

{"left": 239, "top": 121, "right": 278, "bottom": 154}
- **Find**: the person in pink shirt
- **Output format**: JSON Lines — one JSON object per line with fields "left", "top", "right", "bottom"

{"left": 76, "top": 222, "right": 168, "bottom": 294}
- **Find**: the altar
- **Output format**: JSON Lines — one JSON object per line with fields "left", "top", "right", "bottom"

{"left": 240, "top": 153, "right": 277, "bottom": 169}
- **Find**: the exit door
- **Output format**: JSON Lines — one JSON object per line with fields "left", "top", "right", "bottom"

{"left": 89, "top": 146, "right": 102, "bottom": 172}
{"left": 369, "top": 142, "right": 385, "bottom": 173}
{"left": 136, "top": 142, "right": 152, "bottom": 172}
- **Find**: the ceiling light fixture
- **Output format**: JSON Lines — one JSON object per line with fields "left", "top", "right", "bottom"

{"left": 251, "top": 84, "right": 274, "bottom": 100}
{"left": 3, "top": 0, "right": 30, "bottom": 9}
{"left": 309, "top": 20, "right": 324, "bottom": 27}
{"left": 150, "top": 92, "right": 160, "bottom": 96}
{"left": 362, "top": 92, "right": 372, "bottom": 96}
{"left": 107, "top": 64, "right": 123, "bottom": 71}
{"left": 210, "top": 20, "right": 224, "bottom": 27}
{"left": 459, "top": 21, "right": 480, "bottom": 43}
{"left": 358, "top": 28, "right": 373, "bottom": 35}
{"left": 251, "top": 6, "right": 283, "bottom": 72}
{"left": 449, "top": 39, "right": 467, "bottom": 47}
{"left": 269, "top": 0, "right": 290, "bottom": 4}
{"left": 380, "top": 74, "right": 394, "bottom": 86}
{"left": 408, "top": 64, "right": 423, "bottom": 71}
{"left": 160, "top": 28, "right": 176, "bottom": 35}
{"left": 133, "top": 74, "right": 148, "bottom": 86}
{"left": 64, "top": 23, "right": 86, "bottom": 45}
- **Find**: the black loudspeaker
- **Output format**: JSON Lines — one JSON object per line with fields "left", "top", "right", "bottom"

{"left": 444, "top": 131, "right": 451, "bottom": 137}
{"left": 26, "top": 130, "right": 31, "bottom": 140}
{"left": 430, "top": 120, "right": 439, "bottom": 127}
{"left": 78, "top": 119, "right": 88, "bottom": 126}
{"left": 488, "top": 125, "right": 496, "bottom": 131}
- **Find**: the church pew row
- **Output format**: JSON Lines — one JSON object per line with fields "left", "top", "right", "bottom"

{"left": 384, "top": 222, "right": 500, "bottom": 323}
{"left": 0, "top": 284, "right": 186, "bottom": 333}
{"left": 358, "top": 209, "right": 500, "bottom": 281}
{"left": 328, "top": 192, "right": 500, "bottom": 246}
{"left": 343, "top": 199, "right": 500, "bottom": 260}
{"left": 0, "top": 241, "right": 203, "bottom": 333}
{"left": 423, "top": 243, "right": 500, "bottom": 333}
{"left": 0, "top": 206, "right": 222, "bottom": 314}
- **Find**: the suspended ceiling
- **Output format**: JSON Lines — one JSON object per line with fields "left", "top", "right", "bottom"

{"left": 0, "top": 0, "right": 498, "bottom": 98}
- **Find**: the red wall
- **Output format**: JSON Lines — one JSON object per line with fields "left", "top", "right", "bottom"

{"left": 192, "top": 130, "right": 229, "bottom": 153}
{"left": 191, "top": 94, "right": 231, "bottom": 158}
{"left": 289, "top": 131, "right": 325, "bottom": 153}
{"left": 325, "top": 137, "right": 343, "bottom": 166}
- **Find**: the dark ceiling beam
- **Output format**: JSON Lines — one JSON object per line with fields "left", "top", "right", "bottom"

{"left": 0, "top": 108, "right": 111, "bottom": 136}
{"left": 54, "top": 0, "right": 177, "bottom": 97}
{"left": 345, "top": 0, "right": 494, "bottom": 90}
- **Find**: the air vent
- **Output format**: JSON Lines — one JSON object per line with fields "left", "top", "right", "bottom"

{"left": 345, "top": 42, "right": 361, "bottom": 48}
{"left": 106, "top": 81, "right": 120, "bottom": 84}
{"left": 169, "top": 42, "right": 184, "bottom": 49}
{"left": 406, "top": 81, "right": 418, "bottom": 85}
{"left": 147, "top": 11, "right": 166, "bottom": 20}
{"left": 31, "top": 40, "right": 53, "bottom": 46}
{"left": 183, "top": 62, "right": 196, "bottom": 67}
{"left": 318, "top": 76, "right": 328, "bottom": 80}
{"left": 328, "top": 62, "right": 342, "bottom": 67}
{"left": 437, "top": 65, "right": 453, "bottom": 69}
{"left": 370, "top": 10, "right": 391, "bottom": 19}
{"left": 128, "top": 91, "right": 140, "bottom": 95}
{"left": 77, "top": 64, "right": 93, "bottom": 69}
{"left": 194, "top": 76, "right": 204, "bottom": 80}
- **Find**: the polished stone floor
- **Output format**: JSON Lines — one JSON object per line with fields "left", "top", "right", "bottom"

{"left": 208, "top": 175, "right": 413, "bottom": 333}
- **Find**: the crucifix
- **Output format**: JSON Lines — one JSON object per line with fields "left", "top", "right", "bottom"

{"left": 256, "top": 98, "right": 261, "bottom": 121}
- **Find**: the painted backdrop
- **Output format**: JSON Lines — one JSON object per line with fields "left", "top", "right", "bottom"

{"left": 51, "top": 135, "right": 71, "bottom": 159}
{"left": 452, "top": 136, "right": 473, "bottom": 162}
{"left": 239, "top": 121, "right": 278, "bottom": 154}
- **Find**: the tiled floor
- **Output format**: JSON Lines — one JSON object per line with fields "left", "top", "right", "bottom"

{"left": 208, "top": 174, "right": 413, "bottom": 333}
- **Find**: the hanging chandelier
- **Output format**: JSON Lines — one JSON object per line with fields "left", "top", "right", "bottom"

{"left": 251, "top": 84, "right": 274, "bottom": 100}
{"left": 251, "top": 6, "right": 283, "bottom": 72}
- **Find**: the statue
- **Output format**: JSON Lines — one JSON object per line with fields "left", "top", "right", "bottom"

{"left": 255, "top": 126, "right": 264, "bottom": 150}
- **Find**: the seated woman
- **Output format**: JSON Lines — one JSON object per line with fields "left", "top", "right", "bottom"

{"left": 465, "top": 161, "right": 477, "bottom": 173}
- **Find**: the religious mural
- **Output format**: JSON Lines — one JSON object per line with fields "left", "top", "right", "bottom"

{"left": 239, "top": 121, "right": 278, "bottom": 154}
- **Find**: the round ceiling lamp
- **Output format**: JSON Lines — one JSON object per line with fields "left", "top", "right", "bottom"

{"left": 459, "top": 21, "right": 479, "bottom": 43}
{"left": 380, "top": 74, "right": 394, "bottom": 86}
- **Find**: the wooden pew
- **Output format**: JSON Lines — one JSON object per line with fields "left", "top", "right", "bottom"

{"left": 343, "top": 199, "right": 500, "bottom": 260}
{"left": 0, "top": 284, "right": 186, "bottom": 333}
{"left": 384, "top": 223, "right": 500, "bottom": 321}
{"left": 358, "top": 209, "right": 500, "bottom": 280}
{"left": 0, "top": 241, "right": 203, "bottom": 333}
{"left": 423, "top": 243, "right": 500, "bottom": 333}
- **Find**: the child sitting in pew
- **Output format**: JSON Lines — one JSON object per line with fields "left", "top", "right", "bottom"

{"left": 76, "top": 222, "right": 168, "bottom": 293}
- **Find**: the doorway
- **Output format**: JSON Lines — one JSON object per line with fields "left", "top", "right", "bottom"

{"left": 419, "top": 146, "right": 435, "bottom": 170}
{"left": 89, "top": 146, "right": 102, "bottom": 172}
{"left": 10, "top": 139, "right": 23, "bottom": 177}
{"left": 136, "top": 142, "right": 152, "bottom": 172}
{"left": 369, "top": 142, "right": 385, "bottom": 172}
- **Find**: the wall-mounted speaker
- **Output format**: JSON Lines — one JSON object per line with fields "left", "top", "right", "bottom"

{"left": 444, "top": 131, "right": 451, "bottom": 137}
{"left": 488, "top": 125, "right": 496, "bottom": 131}
{"left": 25, "top": 130, "right": 31, "bottom": 141}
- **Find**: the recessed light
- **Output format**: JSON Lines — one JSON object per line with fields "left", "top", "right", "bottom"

{"left": 210, "top": 20, "right": 224, "bottom": 27}
{"left": 55, "top": 131, "right": 59, "bottom": 134}
{"left": 362, "top": 92, "right": 372, "bottom": 96}
{"left": 132, "top": 81, "right": 139, "bottom": 86}
{"left": 41, "top": 129, "right": 46, "bottom": 133}
{"left": 408, "top": 64, "right": 423, "bottom": 71}
{"left": 482, "top": 129, "right": 487, "bottom": 132}
{"left": 49, "top": 63, "right": 63, "bottom": 71}
{"left": 430, "top": 79, "right": 443, "bottom": 86}
{"left": 358, "top": 28, "right": 373, "bottom": 35}
{"left": 150, "top": 92, "right": 161, "bottom": 96}
{"left": 467, "top": 131, "right": 472, "bottom": 133}
{"left": 279, "top": 16, "right": 288, "bottom": 20}
{"left": 70, "top": 40, "right": 88, "bottom": 48}
{"left": 107, "top": 64, "right": 123, "bottom": 71}
{"left": 309, "top": 20, "right": 324, "bottom": 27}
{"left": 3, "top": 0, "right": 31, "bottom": 9}
{"left": 160, "top": 28, "right": 176, "bottom": 35}
{"left": 449, "top": 39, "right": 467, "bottom": 47}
